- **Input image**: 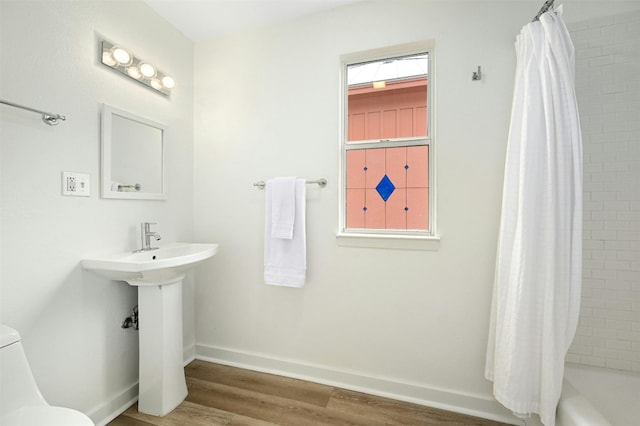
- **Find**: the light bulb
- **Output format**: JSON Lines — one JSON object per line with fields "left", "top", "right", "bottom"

{"left": 150, "top": 78, "right": 163, "bottom": 90}
{"left": 102, "top": 50, "right": 117, "bottom": 67}
{"left": 161, "top": 75, "right": 175, "bottom": 89}
{"left": 112, "top": 47, "right": 132, "bottom": 65}
{"left": 139, "top": 62, "right": 156, "bottom": 78}
{"left": 126, "top": 66, "right": 142, "bottom": 80}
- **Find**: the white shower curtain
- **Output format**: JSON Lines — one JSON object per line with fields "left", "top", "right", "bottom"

{"left": 485, "top": 6, "right": 582, "bottom": 426}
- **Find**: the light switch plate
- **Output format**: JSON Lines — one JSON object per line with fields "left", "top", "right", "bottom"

{"left": 62, "top": 171, "right": 90, "bottom": 197}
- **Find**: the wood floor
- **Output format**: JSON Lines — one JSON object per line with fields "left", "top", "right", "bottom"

{"left": 108, "top": 360, "right": 511, "bottom": 426}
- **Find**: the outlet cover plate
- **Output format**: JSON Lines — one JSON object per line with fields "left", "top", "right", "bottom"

{"left": 62, "top": 171, "right": 90, "bottom": 197}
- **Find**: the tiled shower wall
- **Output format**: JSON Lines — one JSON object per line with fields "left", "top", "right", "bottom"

{"left": 566, "top": 11, "right": 640, "bottom": 372}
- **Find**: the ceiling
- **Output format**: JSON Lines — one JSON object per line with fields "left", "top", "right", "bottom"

{"left": 144, "top": 0, "right": 361, "bottom": 42}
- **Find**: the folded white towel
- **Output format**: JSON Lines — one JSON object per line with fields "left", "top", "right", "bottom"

{"left": 264, "top": 178, "right": 306, "bottom": 287}
{"left": 269, "top": 177, "right": 296, "bottom": 239}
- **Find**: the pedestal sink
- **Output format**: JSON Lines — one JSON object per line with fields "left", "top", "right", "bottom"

{"left": 82, "top": 243, "right": 218, "bottom": 416}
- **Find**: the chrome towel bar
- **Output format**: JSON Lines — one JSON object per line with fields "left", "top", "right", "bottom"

{"left": 0, "top": 99, "right": 66, "bottom": 126}
{"left": 253, "top": 178, "right": 327, "bottom": 190}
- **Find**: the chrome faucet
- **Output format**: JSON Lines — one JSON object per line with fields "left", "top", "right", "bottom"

{"left": 138, "top": 222, "right": 161, "bottom": 251}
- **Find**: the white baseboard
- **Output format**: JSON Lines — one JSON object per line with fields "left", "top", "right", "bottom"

{"left": 195, "top": 343, "right": 522, "bottom": 425}
{"left": 184, "top": 343, "right": 196, "bottom": 365}
{"left": 87, "top": 382, "right": 138, "bottom": 426}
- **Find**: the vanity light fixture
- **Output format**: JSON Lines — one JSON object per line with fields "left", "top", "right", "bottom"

{"left": 100, "top": 39, "right": 174, "bottom": 96}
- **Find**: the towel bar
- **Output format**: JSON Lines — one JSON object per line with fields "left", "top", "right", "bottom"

{"left": 253, "top": 178, "right": 326, "bottom": 190}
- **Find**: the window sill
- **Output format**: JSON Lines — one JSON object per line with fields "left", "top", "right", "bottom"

{"left": 336, "top": 232, "right": 441, "bottom": 251}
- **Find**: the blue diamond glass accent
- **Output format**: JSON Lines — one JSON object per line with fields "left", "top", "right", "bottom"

{"left": 404, "top": 164, "right": 409, "bottom": 170}
{"left": 363, "top": 206, "right": 367, "bottom": 211}
{"left": 363, "top": 166, "right": 368, "bottom": 171}
{"left": 404, "top": 207, "right": 409, "bottom": 211}
{"left": 376, "top": 175, "right": 395, "bottom": 202}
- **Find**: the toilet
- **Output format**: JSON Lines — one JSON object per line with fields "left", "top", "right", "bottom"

{"left": 0, "top": 324, "right": 94, "bottom": 426}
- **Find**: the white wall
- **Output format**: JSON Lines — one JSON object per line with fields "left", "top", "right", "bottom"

{"left": 567, "top": 9, "right": 640, "bottom": 373}
{"left": 193, "top": 0, "right": 520, "bottom": 421}
{"left": 0, "top": 1, "right": 193, "bottom": 424}
{"left": 193, "top": 0, "right": 640, "bottom": 422}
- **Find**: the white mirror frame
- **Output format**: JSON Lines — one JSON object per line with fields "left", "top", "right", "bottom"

{"left": 101, "top": 104, "right": 167, "bottom": 200}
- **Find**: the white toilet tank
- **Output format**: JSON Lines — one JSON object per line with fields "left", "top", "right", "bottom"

{"left": 0, "top": 324, "right": 48, "bottom": 414}
{"left": 0, "top": 324, "right": 94, "bottom": 426}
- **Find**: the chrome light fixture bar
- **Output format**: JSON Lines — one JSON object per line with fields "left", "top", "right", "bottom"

{"left": 100, "top": 40, "right": 175, "bottom": 96}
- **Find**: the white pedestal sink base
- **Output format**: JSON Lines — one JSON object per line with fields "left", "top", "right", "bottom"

{"left": 137, "top": 278, "right": 188, "bottom": 416}
{"left": 82, "top": 243, "right": 219, "bottom": 417}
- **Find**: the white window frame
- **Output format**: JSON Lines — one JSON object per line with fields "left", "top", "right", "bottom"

{"left": 337, "top": 40, "right": 439, "bottom": 250}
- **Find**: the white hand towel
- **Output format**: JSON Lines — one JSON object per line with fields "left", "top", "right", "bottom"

{"left": 264, "top": 178, "right": 306, "bottom": 287}
{"left": 269, "top": 177, "right": 296, "bottom": 239}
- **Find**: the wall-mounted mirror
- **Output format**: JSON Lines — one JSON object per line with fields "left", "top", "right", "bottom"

{"left": 101, "top": 104, "right": 167, "bottom": 200}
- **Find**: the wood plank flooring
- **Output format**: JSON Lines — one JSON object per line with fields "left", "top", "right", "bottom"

{"left": 108, "top": 360, "right": 511, "bottom": 426}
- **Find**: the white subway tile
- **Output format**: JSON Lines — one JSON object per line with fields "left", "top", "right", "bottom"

{"left": 584, "top": 200, "right": 603, "bottom": 212}
{"left": 592, "top": 268, "right": 618, "bottom": 280}
{"left": 614, "top": 11, "right": 640, "bottom": 24}
{"left": 582, "top": 316, "right": 607, "bottom": 328}
{"left": 606, "top": 359, "right": 632, "bottom": 370}
{"left": 584, "top": 239, "right": 604, "bottom": 250}
{"left": 604, "top": 221, "right": 631, "bottom": 231}
{"left": 579, "top": 356, "right": 607, "bottom": 367}
{"left": 587, "top": 15, "right": 615, "bottom": 29}
{"left": 617, "top": 251, "right": 640, "bottom": 261}
{"left": 594, "top": 346, "right": 622, "bottom": 359}
{"left": 604, "top": 240, "right": 631, "bottom": 250}
{"left": 591, "top": 250, "right": 617, "bottom": 260}
{"left": 606, "top": 300, "right": 633, "bottom": 311}
{"left": 617, "top": 211, "right": 639, "bottom": 221}
{"left": 604, "top": 260, "right": 631, "bottom": 270}
{"left": 620, "top": 311, "right": 640, "bottom": 322}
{"left": 584, "top": 278, "right": 606, "bottom": 288}
{"left": 606, "top": 339, "right": 632, "bottom": 350}
{"left": 618, "top": 330, "right": 640, "bottom": 342}
{"left": 617, "top": 231, "right": 640, "bottom": 242}
{"left": 619, "top": 350, "right": 640, "bottom": 362}
{"left": 565, "top": 353, "right": 581, "bottom": 363}
{"left": 604, "top": 200, "right": 630, "bottom": 211}
{"left": 605, "top": 319, "right": 632, "bottom": 331}
{"left": 568, "top": 343, "right": 593, "bottom": 355}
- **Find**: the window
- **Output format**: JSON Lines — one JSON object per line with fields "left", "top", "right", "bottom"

{"left": 339, "top": 42, "right": 435, "bottom": 245}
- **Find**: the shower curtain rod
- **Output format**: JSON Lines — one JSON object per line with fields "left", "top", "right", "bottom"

{"left": 0, "top": 99, "right": 67, "bottom": 126}
{"left": 532, "top": 0, "right": 555, "bottom": 22}
{"left": 253, "top": 178, "right": 327, "bottom": 190}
